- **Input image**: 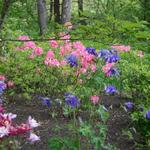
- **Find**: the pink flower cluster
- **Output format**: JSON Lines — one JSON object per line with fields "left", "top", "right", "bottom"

{"left": 44, "top": 50, "right": 67, "bottom": 67}
{"left": 45, "top": 38, "right": 96, "bottom": 72}
{"left": 60, "top": 41, "right": 96, "bottom": 74}
{"left": 111, "top": 45, "right": 131, "bottom": 52}
{"left": 50, "top": 40, "right": 59, "bottom": 48}
{"left": 17, "top": 35, "right": 97, "bottom": 74}
{"left": 16, "top": 36, "right": 43, "bottom": 59}
{"left": 0, "top": 106, "right": 40, "bottom": 143}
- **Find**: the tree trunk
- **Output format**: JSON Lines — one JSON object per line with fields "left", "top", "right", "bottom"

{"left": 54, "top": 0, "right": 61, "bottom": 23}
{"left": 78, "top": 0, "right": 83, "bottom": 16}
{"left": 49, "top": 0, "right": 53, "bottom": 20}
{"left": 0, "top": 0, "right": 11, "bottom": 31}
{"left": 37, "top": 0, "right": 48, "bottom": 35}
{"left": 61, "top": 0, "right": 72, "bottom": 24}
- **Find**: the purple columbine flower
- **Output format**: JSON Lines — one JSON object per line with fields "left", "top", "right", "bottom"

{"left": 85, "top": 47, "right": 98, "bottom": 56}
{"left": 105, "top": 54, "right": 120, "bottom": 63}
{"left": 98, "top": 49, "right": 111, "bottom": 58}
{"left": 105, "top": 85, "right": 117, "bottom": 94}
{"left": 66, "top": 55, "right": 78, "bottom": 67}
{"left": 0, "top": 81, "right": 6, "bottom": 95}
{"left": 110, "top": 49, "right": 117, "bottom": 54}
{"left": 124, "top": 102, "right": 134, "bottom": 110}
{"left": 107, "top": 68, "right": 119, "bottom": 77}
{"left": 39, "top": 97, "right": 51, "bottom": 108}
{"left": 145, "top": 109, "right": 150, "bottom": 119}
{"left": 65, "top": 93, "right": 80, "bottom": 108}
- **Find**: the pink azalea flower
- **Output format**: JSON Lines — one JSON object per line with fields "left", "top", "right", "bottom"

{"left": 34, "top": 47, "right": 43, "bottom": 56}
{"left": 91, "top": 65, "right": 97, "bottom": 72}
{"left": 90, "top": 96, "right": 100, "bottom": 104}
{"left": 24, "top": 41, "right": 36, "bottom": 49}
{"left": 60, "top": 60, "right": 67, "bottom": 66}
{"left": 60, "top": 47, "right": 65, "bottom": 56}
{"left": 51, "top": 59, "right": 60, "bottom": 67}
{"left": 16, "top": 45, "right": 27, "bottom": 51}
{"left": 50, "top": 40, "right": 58, "bottom": 48}
{"left": 18, "top": 36, "right": 30, "bottom": 40}
{"left": 64, "top": 43, "right": 72, "bottom": 52}
{"left": 102, "top": 63, "right": 115, "bottom": 73}
{"left": 46, "top": 50, "right": 55, "bottom": 59}
{"left": 79, "top": 68, "right": 87, "bottom": 74}
{"left": 28, "top": 133, "right": 40, "bottom": 143}
{"left": 61, "top": 34, "right": 70, "bottom": 40}
{"left": 111, "top": 45, "right": 131, "bottom": 52}
{"left": 0, "top": 75, "right": 5, "bottom": 81}
{"left": 73, "top": 41, "right": 85, "bottom": 50}
{"left": 27, "top": 116, "right": 40, "bottom": 128}
{"left": 137, "top": 50, "right": 144, "bottom": 57}
{"left": 44, "top": 59, "right": 49, "bottom": 65}
{"left": 7, "top": 81, "right": 14, "bottom": 88}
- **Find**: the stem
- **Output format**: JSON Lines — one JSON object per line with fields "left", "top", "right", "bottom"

{"left": 73, "top": 110, "right": 81, "bottom": 150}
{"left": 73, "top": 110, "right": 76, "bottom": 129}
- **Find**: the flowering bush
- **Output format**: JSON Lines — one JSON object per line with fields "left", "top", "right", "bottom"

{"left": 0, "top": 34, "right": 121, "bottom": 106}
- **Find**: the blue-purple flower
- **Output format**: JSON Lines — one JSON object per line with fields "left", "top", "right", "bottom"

{"left": 39, "top": 97, "right": 51, "bottom": 108}
{"left": 98, "top": 49, "right": 111, "bottom": 58}
{"left": 107, "top": 67, "right": 119, "bottom": 77}
{"left": 145, "top": 109, "right": 150, "bottom": 119}
{"left": 65, "top": 93, "right": 80, "bottom": 108}
{"left": 66, "top": 55, "right": 78, "bottom": 67}
{"left": 86, "top": 47, "right": 98, "bottom": 56}
{"left": 105, "top": 54, "right": 120, "bottom": 63}
{"left": 110, "top": 49, "right": 117, "bottom": 54}
{"left": 0, "top": 81, "right": 6, "bottom": 95}
{"left": 105, "top": 85, "right": 117, "bottom": 94}
{"left": 124, "top": 102, "right": 134, "bottom": 110}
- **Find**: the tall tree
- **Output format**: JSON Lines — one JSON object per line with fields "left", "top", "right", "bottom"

{"left": 0, "top": 0, "right": 11, "bottom": 31}
{"left": 37, "top": 0, "right": 48, "bottom": 35}
{"left": 78, "top": 0, "right": 83, "bottom": 16}
{"left": 54, "top": 0, "right": 61, "bottom": 23}
{"left": 49, "top": 0, "right": 53, "bottom": 20}
{"left": 61, "top": 0, "right": 72, "bottom": 23}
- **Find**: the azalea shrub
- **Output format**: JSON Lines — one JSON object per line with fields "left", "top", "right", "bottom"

{"left": 0, "top": 34, "right": 121, "bottom": 104}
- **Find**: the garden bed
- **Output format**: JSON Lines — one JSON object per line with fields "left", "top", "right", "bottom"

{"left": 5, "top": 95, "right": 136, "bottom": 150}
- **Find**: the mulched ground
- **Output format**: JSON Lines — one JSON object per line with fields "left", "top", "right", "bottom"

{"left": 5, "top": 95, "right": 137, "bottom": 150}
